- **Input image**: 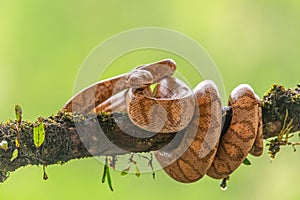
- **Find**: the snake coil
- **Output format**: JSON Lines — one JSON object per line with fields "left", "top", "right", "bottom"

{"left": 64, "top": 59, "right": 263, "bottom": 183}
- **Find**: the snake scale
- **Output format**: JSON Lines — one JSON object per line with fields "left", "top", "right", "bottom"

{"left": 64, "top": 59, "right": 263, "bottom": 183}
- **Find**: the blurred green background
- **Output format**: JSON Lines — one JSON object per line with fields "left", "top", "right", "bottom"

{"left": 1, "top": 0, "right": 300, "bottom": 199}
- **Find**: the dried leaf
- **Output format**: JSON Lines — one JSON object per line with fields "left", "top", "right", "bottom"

{"left": 0, "top": 140, "right": 8, "bottom": 151}
{"left": 120, "top": 167, "right": 130, "bottom": 176}
{"left": 15, "top": 138, "right": 20, "bottom": 148}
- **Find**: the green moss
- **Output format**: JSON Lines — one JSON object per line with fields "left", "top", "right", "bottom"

{"left": 263, "top": 84, "right": 300, "bottom": 137}
{"left": 263, "top": 84, "right": 300, "bottom": 158}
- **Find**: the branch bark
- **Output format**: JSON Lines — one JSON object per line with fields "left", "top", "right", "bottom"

{"left": 0, "top": 84, "right": 299, "bottom": 182}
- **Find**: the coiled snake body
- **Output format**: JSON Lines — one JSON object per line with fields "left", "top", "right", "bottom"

{"left": 64, "top": 59, "right": 263, "bottom": 183}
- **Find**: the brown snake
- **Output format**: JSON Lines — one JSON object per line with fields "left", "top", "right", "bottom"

{"left": 64, "top": 59, "right": 263, "bottom": 183}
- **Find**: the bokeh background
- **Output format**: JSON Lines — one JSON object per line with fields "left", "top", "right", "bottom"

{"left": 1, "top": 0, "right": 300, "bottom": 199}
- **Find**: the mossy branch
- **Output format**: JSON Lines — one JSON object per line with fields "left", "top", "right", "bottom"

{"left": 0, "top": 84, "right": 300, "bottom": 182}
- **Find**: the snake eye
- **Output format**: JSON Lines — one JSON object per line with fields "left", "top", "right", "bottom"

{"left": 126, "top": 69, "right": 153, "bottom": 88}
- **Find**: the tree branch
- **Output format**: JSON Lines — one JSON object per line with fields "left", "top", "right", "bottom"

{"left": 0, "top": 84, "right": 299, "bottom": 182}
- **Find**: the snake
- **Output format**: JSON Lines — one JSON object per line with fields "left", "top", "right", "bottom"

{"left": 63, "top": 59, "right": 263, "bottom": 182}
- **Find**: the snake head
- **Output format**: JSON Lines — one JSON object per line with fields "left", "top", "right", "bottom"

{"left": 126, "top": 69, "right": 153, "bottom": 88}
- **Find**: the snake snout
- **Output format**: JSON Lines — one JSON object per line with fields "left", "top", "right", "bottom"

{"left": 126, "top": 69, "right": 153, "bottom": 88}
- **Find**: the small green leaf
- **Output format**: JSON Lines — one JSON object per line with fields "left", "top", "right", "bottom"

{"left": 102, "top": 157, "right": 114, "bottom": 191}
{"left": 101, "top": 164, "right": 107, "bottom": 183}
{"left": 120, "top": 167, "right": 130, "bottom": 176}
{"left": 43, "top": 172, "right": 48, "bottom": 180}
{"left": 152, "top": 172, "right": 155, "bottom": 179}
{"left": 220, "top": 176, "right": 230, "bottom": 191}
{"left": 14, "top": 105, "right": 23, "bottom": 148}
{"left": 242, "top": 157, "right": 251, "bottom": 165}
{"left": 106, "top": 165, "right": 114, "bottom": 191}
{"left": 10, "top": 149, "right": 19, "bottom": 162}
{"left": 0, "top": 140, "right": 8, "bottom": 151}
{"left": 43, "top": 165, "right": 48, "bottom": 180}
{"left": 15, "top": 105, "right": 22, "bottom": 123}
{"left": 135, "top": 166, "right": 141, "bottom": 177}
{"left": 33, "top": 122, "right": 45, "bottom": 147}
